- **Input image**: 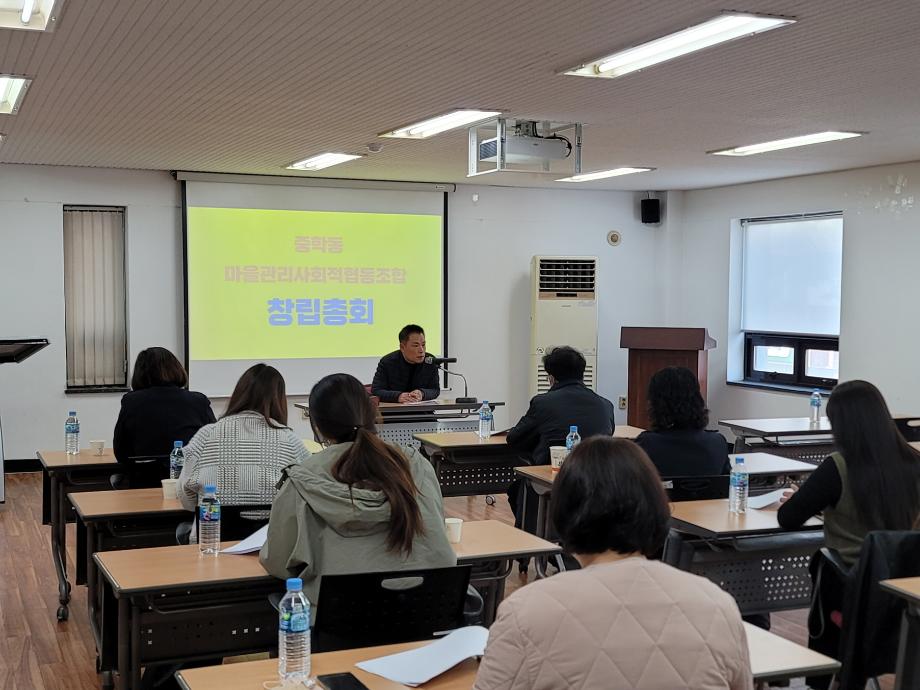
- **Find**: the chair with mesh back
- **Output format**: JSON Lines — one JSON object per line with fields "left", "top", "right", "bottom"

{"left": 312, "top": 566, "right": 472, "bottom": 652}
{"left": 663, "top": 475, "right": 730, "bottom": 502}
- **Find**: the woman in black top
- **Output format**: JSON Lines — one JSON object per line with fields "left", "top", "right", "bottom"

{"left": 113, "top": 347, "right": 215, "bottom": 486}
{"left": 634, "top": 366, "right": 730, "bottom": 477}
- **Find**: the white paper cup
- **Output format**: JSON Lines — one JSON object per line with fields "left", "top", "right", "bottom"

{"left": 445, "top": 517, "right": 463, "bottom": 544}
{"left": 89, "top": 439, "right": 105, "bottom": 456}
{"left": 550, "top": 446, "right": 568, "bottom": 472}
{"left": 161, "top": 478, "right": 178, "bottom": 500}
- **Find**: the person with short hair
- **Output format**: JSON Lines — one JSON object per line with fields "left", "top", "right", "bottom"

{"left": 113, "top": 347, "right": 216, "bottom": 487}
{"left": 178, "top": 363, "right": 308, "bottom": 513}
{"left": 505, "top": 346, "right": 615, "bottom": 532}
{"left": 634, "top": 366, "right": 730, "bottom": 477}
{"left": 260, "top": 373, "right": 455, "bottom": 603}
{"left": 371, "top": 324, "right": 441, "bottom": 403}
{"left": 474, "top": 437, "right": 752, "bottom": 690}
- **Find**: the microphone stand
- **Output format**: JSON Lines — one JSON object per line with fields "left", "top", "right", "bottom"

{"left": 438, "top": 365, "right": 476, "bottom": 404}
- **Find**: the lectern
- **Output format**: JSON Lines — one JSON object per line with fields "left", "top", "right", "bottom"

{"left": 620, "top": 327, "right": 716, "bottom": 429}
{"left": 0, "top": 339, "right": 50, "bottom": 503}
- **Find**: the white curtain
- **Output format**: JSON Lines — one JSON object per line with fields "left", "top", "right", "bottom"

{"left": 63, "top": 208, "right": 127, "bottom": 387}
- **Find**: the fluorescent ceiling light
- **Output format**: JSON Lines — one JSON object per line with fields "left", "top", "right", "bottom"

{"left": 557, "top": 167, "right": 655, "bottom": 182}
{"left": 380, "top": 109, "right": 501, "bottom": 139}
{"left": 286, "top": 152, "right": 362, "bottom": 171}
{"left": 565, "top": 12, "right": 794, "bottom": 79}
{"left": 709, "top": 131, "right": 864, "bottom": 156}
{"left": 0, "top": 75, "right": 31, "bottom": 114}
{"left": 0, "top": 0, "right": 60, "bottom": 31}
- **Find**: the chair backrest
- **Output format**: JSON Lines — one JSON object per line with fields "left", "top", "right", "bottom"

{"left": 663, "top": 475, "right": 730, "bottom": 502}
{"left": 894, "top": 416, "right": 920, "bottom": 442}
{"left": 118, "top": 454, "right": 170, "bottom": 488}
{"left": 837, "top": 530, "right": 920, "bottom": 690}
{"left": 313, "top": 565, "right": 472, "bottom": 653}
{"left": 193, "top": 503, "right": 272, "bottom": 542}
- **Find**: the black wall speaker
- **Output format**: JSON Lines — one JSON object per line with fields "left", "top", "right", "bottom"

{"left": 641, "top": 198, "right": 661, "bottom": 224}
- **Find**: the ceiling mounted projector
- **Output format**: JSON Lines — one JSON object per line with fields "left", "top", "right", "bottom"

{"left": 479, "top": 131, "right": 571, "bottom": 163}
{"left": 468, "top": 117, "right": 583, "bottom": 178}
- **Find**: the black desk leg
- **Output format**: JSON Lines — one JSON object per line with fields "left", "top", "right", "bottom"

{"left": 76, "top": 514, "right": 87, "bottom": 586}
{"left": 895, "top": 605, "right": 920, "bottom": 690}
{"left": 117, "top": 597, "right": 130, "bottom": 690}
{"left": 49, "top": 473, "right": 71, "bottom": 621}
{"left": 42, "top": 468, "right": 51, "bottom": 525}
{"left": 130, "top": 601, "right": 142, "bottom": 690}
{"left": 534, "top": 493, "right": 550, "bottom": 578}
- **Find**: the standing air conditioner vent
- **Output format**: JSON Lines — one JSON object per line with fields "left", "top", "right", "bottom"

{"left": 536, "top": 363, "right": 596, "bottom": 394}
{"left": 538, "top": 259, "right": 596, "bottom": 295}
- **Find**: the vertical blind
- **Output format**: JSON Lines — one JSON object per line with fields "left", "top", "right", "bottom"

{"left": 741, "top": 215, "right": 843, "bottom": 336}
{"left": 63, "top": 207, "right": 127, "bottom": 387}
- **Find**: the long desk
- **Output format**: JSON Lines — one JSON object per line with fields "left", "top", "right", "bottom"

{"left": 719, "top": 416, "right": 835, "bottom": 462}
{"left": 665, "top": 498, "right": 824, "bottom": 615}
{"left": 297, "top": 399, "right": 506, "bottom": 449}
{"left": 37, "top": 448, "right": 118, "bottom": 621}
{"left": 95, "top": 520, "right": 558, "bottom": 689}
{"left": 880, "top": 577, "right": 920, "bottom": 690}
{"left": 71, "top": 487, "right": 191, "bottom": 683}
{"left": 175, "top": 622, "right": 840, "bottom": 689}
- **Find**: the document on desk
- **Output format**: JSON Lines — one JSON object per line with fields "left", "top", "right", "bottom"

{"left": 220, "top": 524, "right": 269, "bottom": 554}
{"left": 747, "top": 489, "right": 787, "bottom": 510}
{"left": 355, "top": 625, "right": 488, "bottom": 686}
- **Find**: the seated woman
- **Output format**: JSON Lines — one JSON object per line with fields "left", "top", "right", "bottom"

{"left": 778, "top": 380, "right": 920, "bottom": 680}
{"left": 474, "top": 437, "right": 751, "bottom": 690}
{"left": 113, "top": 347, "right": 215, "bottom": 487}
{"left": 634, "top": 366, "right": 730, "bottom": 477}
{"left": 178, "top": 364, "right": 309, "bottom": 519}
{"left": 259, "top": 373, "right": 456, "bottom": 604}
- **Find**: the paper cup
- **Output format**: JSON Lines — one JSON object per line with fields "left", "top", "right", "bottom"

{"left": 445, "top": 518, "right": 463, "bottom": 544}
{"left": 89, "top": 439, "right": 105, "bottom": 456}
{"left": 161, "top": 478, "right": 178, "bottom": 500}
{"left": 550, "top": 446, "right": 568, "bottom": 472}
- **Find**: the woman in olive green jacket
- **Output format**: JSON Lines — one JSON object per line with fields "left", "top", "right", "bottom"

{"left": 259, "top": 373, "right": 456, "bottom": 604}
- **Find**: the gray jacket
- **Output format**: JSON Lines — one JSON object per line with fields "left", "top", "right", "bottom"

{"left": 259, "top": 441, "right": 456, "bottom": 604}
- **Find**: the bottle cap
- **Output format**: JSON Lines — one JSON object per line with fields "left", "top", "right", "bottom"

{"left": 204, "top": 484, "right": 217, "bottom": 493}
{"left": 173, "top": 441, "right": 183, "bottom": 448}
{"left": 734, "top": 456, "right": 745, "bottom": 464}
{"left": 483, "top": 400, "right": 489, "bottom": 404}
{"left": 68, "top": 410, "right": 76, "bottom": 416}
{"left": 286, "top": 577, "right": 303, "bottom": 591}
{"left": 570, "top": 425, "right": 578, "bottom": 432}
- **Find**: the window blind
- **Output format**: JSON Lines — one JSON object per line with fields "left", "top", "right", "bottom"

{"left": 741, "top": 215, "right": 843, "bottom": 336}
{"left": 63, "top": 207, "right": 127, "bottom": 388}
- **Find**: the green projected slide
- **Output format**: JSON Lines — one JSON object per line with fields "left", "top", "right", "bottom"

{"left": 187, "top": 207, "right": 443, "bottom": 360}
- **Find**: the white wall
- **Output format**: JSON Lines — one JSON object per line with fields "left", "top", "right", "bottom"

{"left": 670, "top": 161, "right": 920, "bottom": 427}
{"left": 0, "top": 165, "right": 183, "bottom": 459}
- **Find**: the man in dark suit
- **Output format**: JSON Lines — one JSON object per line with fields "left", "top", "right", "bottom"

{"left": 506, "top": 346, "right": 616, "bottom": 533}
{"left": 371, "top": 324, "right": 440, "bottom": 403}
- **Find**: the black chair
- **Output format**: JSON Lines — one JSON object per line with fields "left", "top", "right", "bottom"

{"left": 663, "top": 474, "right": 730, "bottom": 501}
{"left": 177, "top": 503, "right": 272, "bottom": 545}
{"left": 110, "top": 454, "right": 170, "bottom": 490}
{"left": 312, "top": 566, "right": 472, "bottom": 652}
{"left": 894, "top": 416, "right": 920, "bottom": 442}
{"left": 810, "top": 531, "right": 920, "bottom": 690}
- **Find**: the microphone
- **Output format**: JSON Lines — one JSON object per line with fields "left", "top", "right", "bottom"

{"left": 436, "top": 364, "right": 476, "bottom": 404}
{"left": 424, "top": 355, "right": 457, "bottom": 365}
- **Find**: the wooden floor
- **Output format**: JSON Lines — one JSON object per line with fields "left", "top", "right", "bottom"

{"left": 0, "top": 472, "right": 891, "bottom": 689}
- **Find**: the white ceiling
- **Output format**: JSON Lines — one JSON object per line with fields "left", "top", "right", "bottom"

{"left": 1, "top": 0, "right": 920, "bottom": 190}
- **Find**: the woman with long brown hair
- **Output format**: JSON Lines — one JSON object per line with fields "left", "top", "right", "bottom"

{"left": 178, "top": 363, "right": 309, "bottom": 513}
{"left": 260, "top": 373, "right": 455, "bottom": 603}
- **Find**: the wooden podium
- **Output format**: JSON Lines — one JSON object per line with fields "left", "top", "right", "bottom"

{"left": 620, "top": 327, "right": 716, "bottom": 429}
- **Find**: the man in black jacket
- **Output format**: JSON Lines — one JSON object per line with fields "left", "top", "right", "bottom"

{"left": 506, "top": 346, "right": 615, "bottom": 532}
{"left": 371, "top": 324, "right": 440, "bottom": 403}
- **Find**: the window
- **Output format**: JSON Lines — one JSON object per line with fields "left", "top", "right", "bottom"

{"left": 741, "top": 214, "right": 842, "bottom": 390}
{"left": 63, "top": 206, "right": 128, "bottom": 391}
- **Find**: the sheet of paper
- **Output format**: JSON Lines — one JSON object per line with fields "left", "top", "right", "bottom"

{"left": 220, "top": 523, "right": 269, "bottom": 554}
{"left": 748, "top": 488, "right": 787, "bottom": 510}
{"left": 355, "top": 626, "right": 488, "bottom": 686}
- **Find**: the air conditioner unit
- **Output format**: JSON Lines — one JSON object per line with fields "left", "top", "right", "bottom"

{"left": 530, "top": 256, "right": 598, "bottom": 397}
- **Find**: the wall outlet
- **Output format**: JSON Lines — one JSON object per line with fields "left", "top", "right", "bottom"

{"left": 618, "top": 396, "right": 627, "bottom": 410}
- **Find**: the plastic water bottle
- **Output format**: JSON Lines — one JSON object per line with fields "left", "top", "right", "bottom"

{"left": 169, "top": 441, "right": 185, "bottom": 479}
{"left": 65, "top": 411, "right": 80, "bottom": 455}
{"left": 198, "top": 484, "right": 221, "bottom": 556}
{"left": 810, "top": 390, "right": 822, "bottom": 423}
{"left": 729, "top": 457, "right": 749, "bottom": 514}
{"left": 565, "top": 425, "right": 581, "bottom": 455}
{"left": 278, "top": 577, "right": 311, "bottom": 684}
{"left": 478, "top": 401, "right": 493, "bottom": 439}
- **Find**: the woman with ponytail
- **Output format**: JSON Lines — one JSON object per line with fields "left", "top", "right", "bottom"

{"left": 260, "top": 373, "right": 456, "bottom": 603}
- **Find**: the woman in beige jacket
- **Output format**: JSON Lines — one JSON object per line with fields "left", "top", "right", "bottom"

{"left": 474, "top": 437, "right": 752, "bottom": 690}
